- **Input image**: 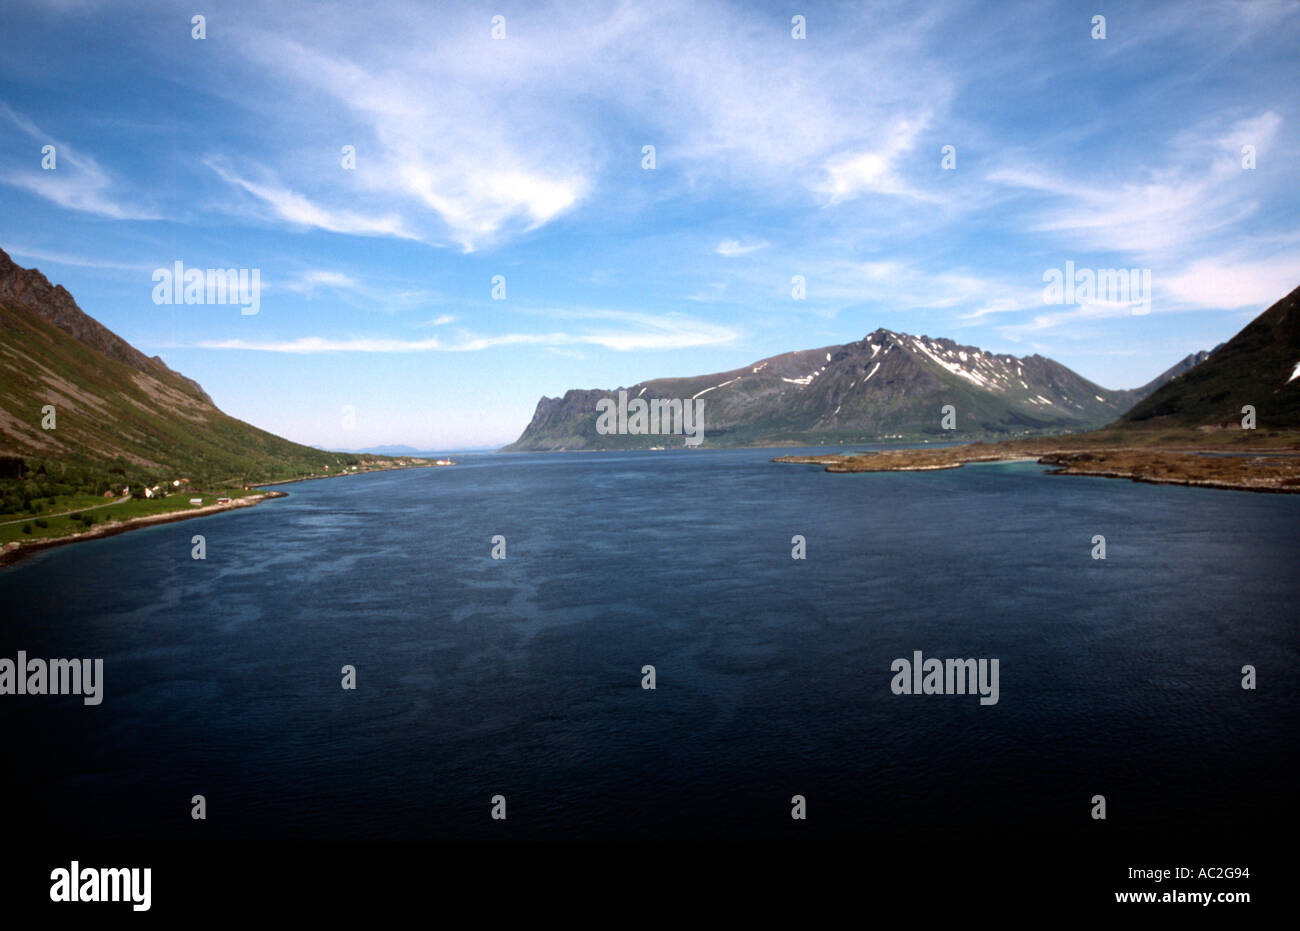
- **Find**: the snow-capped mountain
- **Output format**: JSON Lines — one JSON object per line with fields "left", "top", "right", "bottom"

{"left": 506, "top": 327, "right": 1187, "bottom": 450}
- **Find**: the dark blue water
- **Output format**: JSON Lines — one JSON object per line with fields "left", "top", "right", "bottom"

{"left": 2, "top": 449, "right": 1297, "bottom": 840}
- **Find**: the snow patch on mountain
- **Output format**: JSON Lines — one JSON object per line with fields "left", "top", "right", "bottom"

{"left": 693, "top": 377, "right": 738, "bottom": 399}
{"left": 910, "top": 337, "right": 1000, "bottom": 391}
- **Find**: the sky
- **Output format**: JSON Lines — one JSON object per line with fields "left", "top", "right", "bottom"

{"left": 1, "top": 0, "right": 1297, "bottom": 450}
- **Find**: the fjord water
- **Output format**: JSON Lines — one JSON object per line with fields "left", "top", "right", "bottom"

{"left": 2, "top": 449, "right": 1296, "bottom": 841}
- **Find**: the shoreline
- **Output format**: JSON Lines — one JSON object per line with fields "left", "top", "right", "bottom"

{"left": 774, "top": 447, "right": 1300, "bottom": 494}
{"left": 0, "top": 461, "right": 441, "bottom": 570}
{"left": 4, "top": 445, "right": 1293, "bottom": 571}
{"left": 251, "top": 463, "right": 436, "bottom": 487}
{"left": 0, "top": 491, "right": 287, "bottom": 569}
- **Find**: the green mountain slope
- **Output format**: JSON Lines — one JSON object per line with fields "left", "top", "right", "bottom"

{"left": 0, "top": 247, "right": 354, "bottom": 484}
{"left": 1118, "top": 284, "right": 1300, "bottom": 431}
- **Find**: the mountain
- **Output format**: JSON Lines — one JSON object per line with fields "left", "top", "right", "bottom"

{"left": 506, "top": 328, "right": 1178, "bottom": 451}
{"left": 345, "top": 444, "right": 424, "bottom": 456}
{"left": 0, "top": 247, "right": 354, "bottom": 483}
{"left": 1133, "top": 347, "right": 1220, "bottom": 396}
{"left": 1117, "top": 284, "right": 1300, "bottom": 431}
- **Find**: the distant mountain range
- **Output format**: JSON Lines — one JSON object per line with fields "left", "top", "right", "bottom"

{"left": 328, "top": 445, "right": 496, "bottom": 456}
{"left": 4, "top": 243, "right": 1292, "bottom": 472}
{"left": 1118, "top": 284, "right": 1300, "bottom": 432}
{"left": 338, "top": 444, "right": 425, "bottom": 456}
{"left": 0, "top": 248, "right": 353, "bottom": 482}
{"left": 506, "top": 329, "right": 1209, "bottom": 450}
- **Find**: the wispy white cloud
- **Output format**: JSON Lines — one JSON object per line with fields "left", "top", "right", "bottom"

{"left": 716, "top": 239, "right": 769, "bottom": 257}
{"left": 999, "top": 300, "right": 1157, "bottom": 339}
{"left": 185, "top": 0, "right": 954, "bottom": 250}
{"left": 4, "top": 244, "right": 153, "bottom": 271}
{"left": 285, "top": 270, "right": 360, "bottom": 292}
{"left": 686, "top": 281, "right": 729, "bottom": 303}
{"left": 270, "top": 267, "right": 440, "bottom": 314}
{"left": 738, "top": 256, "right": 1041, "bottom": 322}
{"left": 222, "top": 29, "right": 592, "bottom": 252}
{"left": 206, "top": 158, "right": 415, "bottom": 240}
{"left": 986, "top": 111, "right": 1285, "bottom": 261}
{"left": 198, "top": 309, "right": 737, "bottom": 353}
{"left": 1161, "top": 251, "right": 1300, "bottom": 309}
{"left": 5, "top": 0, "right": 1299, "bottom": 429}
{"left": 813, "top": 117, "right": 936, "bottom": 205}
{"left": 993, "top": 250, "right": 1300, "bottom": 341}
{"left": 0, "top": 102, "right": 160, "bottom": 220}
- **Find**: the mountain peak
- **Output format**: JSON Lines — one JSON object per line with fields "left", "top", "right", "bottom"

{"left": 505, "top": 323, "right": 1185, "bottom": 450}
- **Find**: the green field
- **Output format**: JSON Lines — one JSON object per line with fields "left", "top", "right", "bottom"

{"left": 0, "top": 492, "right": 241, "bottom": 545}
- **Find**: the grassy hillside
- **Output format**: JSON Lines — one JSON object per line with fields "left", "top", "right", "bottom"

{"left": 0, "top": 294, "right": 356, "bottom": 484}
{"left": 0, "top": 248, "right": 371, "bottom": 514}
{"left": 1118, "top": 284, "right": 1300, "bottom": 431}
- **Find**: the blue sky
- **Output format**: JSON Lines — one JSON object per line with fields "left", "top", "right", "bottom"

{"left": 1, "top": 0, "right": 1297, "bottom": 450}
